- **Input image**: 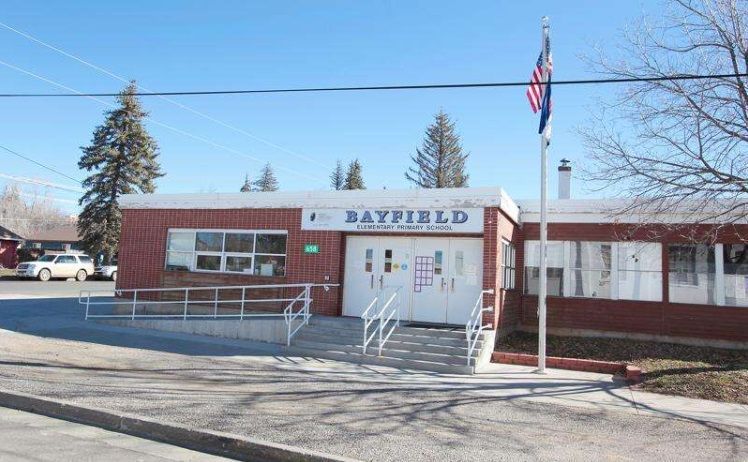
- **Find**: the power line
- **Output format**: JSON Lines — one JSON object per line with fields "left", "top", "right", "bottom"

{"left": 0, "top": 73, "right": 745, "bottom": 98}
{"left": 0, "top": 144, "right": 82, "bottom": 184}
{"left": 0, "top": 59, "right": 328, "bottom": 184}
{"left": 0, "top": 21, "right": 332, "bottom": 170}
{"left": 0, "top": 172, "right": 82, "bottom": 192}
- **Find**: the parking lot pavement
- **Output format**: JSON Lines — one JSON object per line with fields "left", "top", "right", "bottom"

{"left": 0, "top": 297, "right": 745, "bottom": 462}
{"left": 0, "top": 280, "right": 114, "bottom": 299}
{"left": 0, "top": 407, "right": 232, "bottom": 461}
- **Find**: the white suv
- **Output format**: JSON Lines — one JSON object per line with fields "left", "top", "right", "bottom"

{"left": 16, "top": 254, "right": 95, "bottom": 282}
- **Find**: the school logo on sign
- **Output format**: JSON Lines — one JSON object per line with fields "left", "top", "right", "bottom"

{"left": 301, "top": 208, "right": 483, "bottom": 233}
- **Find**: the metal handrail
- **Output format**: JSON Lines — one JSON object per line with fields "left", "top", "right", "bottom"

{"left": 361, "top": 286, "right": 401, "bottom": 356}
{"left": 80, "top": 283, "right": 338, "bottom": 323}
{"left": 465, "top": 289, "right": 494, "bottom": 366}
{"left": 283, "top": 285, "right": 312, "bottom": 346}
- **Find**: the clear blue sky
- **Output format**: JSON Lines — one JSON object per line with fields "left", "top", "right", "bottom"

{"left": 0, "top": 1, "right": 657, "bottom": 214}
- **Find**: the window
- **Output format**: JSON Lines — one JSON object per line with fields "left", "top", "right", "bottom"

{"left": 454, "top": 250, "right": 464, "bottom": 276}
{"left": 384, "top": 249, "right": 393, "bottom": 273}
{"left": 501, "top": 241, "right": 516, "bottom": 290}
{"left": 78, "top": 256, "right": 93, "bottom": 264}
{"left": 722, "top": 244, "right": 748, "bottom": 307}
{"left": 569, "top": 242, "right": 612, "bottom": 299}
{"left": 434, "top": 250, "right": 443, "bottom": 275}
{"left": 364, "top": 248, "right": 373, "bottom": 272}
{"left": 524, "top": 240, "right": 564, "bottom": 296}
{"left": 164, "top": 229, "right": 287, "bottom": 276}
{"left": 56, "top": 255, "right": 76, "bottom": 264}
{"left": 668, "top": 244, "right": 715, "bottom": 305}
{"left": 618, "top": 242, "right": 662, "bottom": 301}
{"left": 166, "top": 231, "right": 194, "bottom": 271}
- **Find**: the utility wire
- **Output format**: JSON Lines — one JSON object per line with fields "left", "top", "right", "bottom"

{"left": 0, "top": 59, "right": 328, "bottom": 184}
{"left": 0, "top": 21, "right": 332, "bottom": 170}
{"left": 0, "top": 73, "right": 745, "bottom": 98}
{"left": 0, "top": 144, "right": 82, "bottom": 184}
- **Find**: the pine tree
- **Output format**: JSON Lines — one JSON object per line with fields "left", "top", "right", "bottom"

{"left": 405, "top": 110, "right": 469, "bottom": 188}
{"left": 78, "top": 81, "right": 164, "bottom": 263}
{"left": 253, "top": 163, "right": 279, "bottom": 192}
{"left": 240, "top": 173, "right": 253, "bottom": 192}
{"left": 343, "top": 159, "right": 366, "bottom": 190}
{"left": 330, "top": 160, "right": 345, "bottom": 190}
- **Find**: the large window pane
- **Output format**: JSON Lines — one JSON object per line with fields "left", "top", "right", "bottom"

{"left": 723, "top": 244, "right": 748, "bottom": 307}
{"left": 254, "top": 255, "right": 286, "bottom": 276}
{"left": 226, "top": 256, "right": 253, "bottom": 273}
{"left": 167, "top": 232, "right": 194, "bottom": 251}
{"left": 569, "top": 270, "right": 611, "bottom": 298}
{"left": 619, "top": 270, "right": 662, "bottom": 301}
{"left": 569, "top": 242, "right": 612, "bottom": 270}
{"left": 618, "top": 242, "right": 662, "bottom": 301}
{"left": 669, "top": 244, "right": 715, "bottom": 305}
{"left": 225, "top": 233, "right": 254, "bottom": 253}
{"left": 255, "top": 234, "right": 287, "bottom": 254}
{"left": 619, "top": 242, "right": 662, "bottom": 272}
{"left": 195, "top": 232, "right": 224, "bottom": 252}
{"left": 524, "top": 241, "right": 563, "bottom": 296}
{"left": 524, "top": 267, "right": 564, "bottom": 296}
{"left": 166, "top": 251, "right": 192, "bottom": 271}
{"left": 195, "top": 254, "right": 221, "bottom": 271}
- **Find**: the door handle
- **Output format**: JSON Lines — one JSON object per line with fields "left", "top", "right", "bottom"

{"left": 451, "top": 277, "right": 455, "bottom": 292}
{"left": 440, "top": 277, "right": 446, "bottom": 291}
{"left": 370, "top": 274, "right": 374, "bottom": 289}
{"left": 379, "top": 275, "right": 384, "bottom": 289}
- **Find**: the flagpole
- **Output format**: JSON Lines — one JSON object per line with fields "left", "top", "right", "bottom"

{"left": 537, "top": 16, "right": 550, "bottom": 374}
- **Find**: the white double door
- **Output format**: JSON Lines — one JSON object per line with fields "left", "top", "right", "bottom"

{"left": 342, "top": 236, "right": 483, "bottom": 325}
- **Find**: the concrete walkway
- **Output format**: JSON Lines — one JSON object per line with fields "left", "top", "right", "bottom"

{"left": 0, "top": 297, "right": 745, "bottom": 461}
{"left": 0, "top": 407, "right": 231, "bottom": 461}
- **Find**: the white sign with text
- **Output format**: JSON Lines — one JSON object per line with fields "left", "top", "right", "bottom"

{"left": 301, "top": 208, "right": 484, "bottom": 233}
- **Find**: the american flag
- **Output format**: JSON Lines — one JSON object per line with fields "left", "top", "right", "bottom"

{"left": 526, "top": 42, "right": 552, "bottom": 114}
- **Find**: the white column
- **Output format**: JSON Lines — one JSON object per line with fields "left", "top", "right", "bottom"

{"left": 715, "top": 244, "right": 725, "bottom": 306}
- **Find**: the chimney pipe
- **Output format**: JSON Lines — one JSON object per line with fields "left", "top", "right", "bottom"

{"left": 558, "top": 158, "right": 571, "bottom": 199}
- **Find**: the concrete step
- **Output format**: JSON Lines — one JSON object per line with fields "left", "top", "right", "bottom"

{"left": 284, "top": 345, "right": 474, "bottom": 375}
{"left": 302, "top": 323, "right": 483, "bottom": 343}
{"left": 291, "top": 339, "right": 476, "bottom": 366}
{"left": 295, "top": 329, "right": 484, "bottom": 351}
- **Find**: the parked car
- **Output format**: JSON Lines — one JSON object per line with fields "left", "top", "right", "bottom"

{"left": 16, "top": 254, "right": 95, "bottom": 281}
{"left": 94, "top": 261, "right": 117, "bottom": 281}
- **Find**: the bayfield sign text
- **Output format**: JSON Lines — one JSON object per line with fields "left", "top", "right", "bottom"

{"left": 301, "top": 208, "right": 483, "bottom": 233}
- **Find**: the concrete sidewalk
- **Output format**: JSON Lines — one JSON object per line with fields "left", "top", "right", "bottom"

{"left": 0, "top": 297, "right": 745, "bottom": 461}
{"left": 0, "top": 406, "right": 232, "bottom": 461}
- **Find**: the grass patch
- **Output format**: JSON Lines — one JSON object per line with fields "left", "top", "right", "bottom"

{"left": 497, "top": 331, "right": 748, "bottom": 405}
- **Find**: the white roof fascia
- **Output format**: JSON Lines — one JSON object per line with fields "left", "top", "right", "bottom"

{"left": 120, "top": 187, "right": 520, "bottom": 221}
{"left": 517, "top": 199, "right": 748, "bottom": 224}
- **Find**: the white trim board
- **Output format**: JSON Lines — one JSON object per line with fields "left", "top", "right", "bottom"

{"left": 120, "top": 187, "right": 521, "bottom": 223}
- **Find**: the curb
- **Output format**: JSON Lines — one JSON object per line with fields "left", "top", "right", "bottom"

{"left": 0, "top": 389, "right": 358, "bottom": 462}
{"left": 492, "top": 351, "right": 642, "bottom": 383}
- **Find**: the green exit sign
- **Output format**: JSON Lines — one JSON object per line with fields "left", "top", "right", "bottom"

{"left": 304, "top": 243, "right": 320, "bottom": 254}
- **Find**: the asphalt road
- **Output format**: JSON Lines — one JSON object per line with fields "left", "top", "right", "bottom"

{"left": 0, "top": 279, "right": 115, "bottom": 299}
{"left": 0, "top": 407, "right": 232, "bottom": 461}
{"left": 0, "top": 297, "right": 744, "bottom": 461}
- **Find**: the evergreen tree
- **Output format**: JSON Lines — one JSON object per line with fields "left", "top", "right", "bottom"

{"left": 78, "top": 81, "right": 163, "bottom": 263}
{"left": 343, "top": 159, "right": 366, "bottom": 190}
{"left": 405, "top": 110, "right": 469, "bottom": 188}
{"left": 253, "top": 163, "right": 279, "bottom": 192}
{"left": 240, "top": 173, "right": 253, "bottom": 192}
{"left": 330, "top": 160, "right": 345, "bottom": 190}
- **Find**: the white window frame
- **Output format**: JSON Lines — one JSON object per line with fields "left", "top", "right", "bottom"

{"left": 165, "top": 228, "right": 288, "bottom": 277}
{"left": 523, "top": 239, "right": 746, "bottom": 307}
{"left": 501, "top": 240, "right": 516, "bottom": 290}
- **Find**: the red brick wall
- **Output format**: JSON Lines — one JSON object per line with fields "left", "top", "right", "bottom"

{"left": 118, "top": 208, "right": 343, "bottom": 315}
{"left": 118, "top": 206, "right": 507, "bottom": 319}
{"left": 515, "top": 222, "right": 748, "bottom": 343}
